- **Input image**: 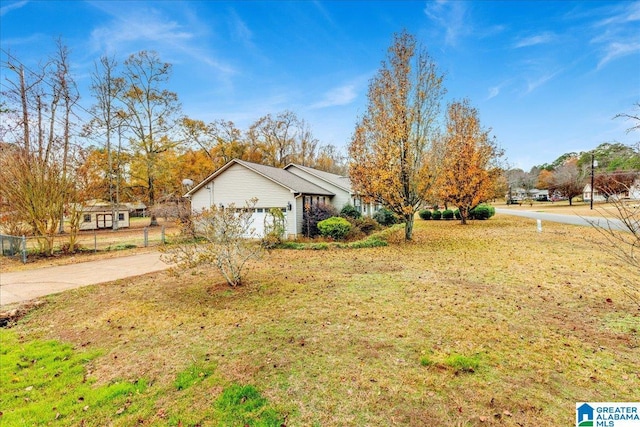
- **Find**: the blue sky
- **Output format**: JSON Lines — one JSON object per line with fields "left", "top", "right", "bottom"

{"left": 1, "top": 0, "right": 638, "bottom": 170}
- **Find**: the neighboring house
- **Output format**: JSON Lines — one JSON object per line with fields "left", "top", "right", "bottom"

{"left": 185, "top": 159, "right": 378, "bottom": 238}
{"left": 582, "top": 184, "right": 606, "bottom": 202}
{"left": 529, "top": 189, "right": 549, "bottom": 201}
{"left": 77, "top": 201, "right": 130, "bottom": 231}
{"left": 583, "top": 179, "right": 640, "bottom": 201}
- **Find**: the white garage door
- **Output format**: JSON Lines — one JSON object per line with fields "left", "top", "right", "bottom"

{"left": 247, "top": 208, "right": 287, "bottom": 238}
{"left": 249, "top": 209, "right": 266, "bottom": 237}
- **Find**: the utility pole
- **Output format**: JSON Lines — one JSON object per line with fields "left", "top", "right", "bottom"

{"left": 590, "top": 153, "right": 597, "bottom": 210}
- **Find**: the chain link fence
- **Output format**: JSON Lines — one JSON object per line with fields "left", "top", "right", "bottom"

{"left": 0, "top": 234, "right": 27, "bottom": 263}
{"left": 1, "top": 225, "right": 174, "bottom": 263}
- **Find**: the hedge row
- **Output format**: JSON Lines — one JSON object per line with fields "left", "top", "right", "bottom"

{"left": 419, "top": 205, "right": 496, "bottom": 221}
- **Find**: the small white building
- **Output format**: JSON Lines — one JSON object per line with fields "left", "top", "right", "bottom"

{"left": 78, "top": 202, "right": 130, "bottom": 231}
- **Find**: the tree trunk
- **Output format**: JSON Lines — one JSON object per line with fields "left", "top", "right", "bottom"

{"left": 404, "top": 213, "right": 414, "bottom": 241}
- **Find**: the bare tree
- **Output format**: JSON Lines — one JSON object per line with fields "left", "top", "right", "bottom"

{"left": 248, "top": 110, "right": 299, "bottom": 167}
{"left": 549, "top": 159, "right": 586, "bottom": 206}
{"left": 161, "top": 199, "right": 264, "bottom": 287}
{"left": 118, "top": 51, "right": 181, "bottom": 226}
{"left": 85, "top": 55, "right": 125, "bottom": 229}
{"left": 587, "top": 103, "right": 640, "bottom": 307}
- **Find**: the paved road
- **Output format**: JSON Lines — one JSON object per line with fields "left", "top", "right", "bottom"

{"left": 0, "top": 251, "right": 170, "bottom": 307}
{"left": 495, "top": 208, "right": 628, "bottom": 231}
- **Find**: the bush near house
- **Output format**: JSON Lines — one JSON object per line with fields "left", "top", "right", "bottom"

{"left": 345, "top": 216, "right": 381, "bottom": 240}
{"left": 432, "top": 210, "right": 442, "bottom": 220}
{"left": 302, "top": 202, "right": 338, "bottom": 238}
{"left": 373, "top": 207, "right": 398, "bottom": 226}
{"left": 340, "top": 204, "right": 362, "bottom": 219}
{"left": 317, "top": 217, "right": 351, "bottom": 240}
{"left": 469, "top": 204, "right": 495, "bottom": 220}
{"left": 442, "top": 209, "right": 454, "bottom": 220}
{"left": 418, "top": 209, "right": 432, "bottom": 220}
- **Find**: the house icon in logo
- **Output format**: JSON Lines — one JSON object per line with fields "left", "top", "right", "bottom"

{"left": 577, "top": 403, "right": 594, "bottom": 426}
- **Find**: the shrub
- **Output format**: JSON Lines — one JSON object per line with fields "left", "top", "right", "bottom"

{"left": 160, "top": 199, "right": 263, "bottom": 287}
{"left": 454, "top": 209, "right": 461, "bottom": 220}
{"left": 340, "top": 204, "right": 362, "bottom": 219}
{"left": 432, "top": 210, "right": 442, "bottom": 220}
{"left": 442, "top": 209, "right": 454, "bottom": 220}
{"left": 261, "top": 208, "right": 286, "bottom": 249}
{"left": 317, "top": 217, "right": 351, "bottom": 240}
{"left": 347, "top": 236, "right": 388, "bottom": 248}
{"left": 373, "top": 207, "right": 398, "bottom": 226}
{"left": 346, "top": 216, "right": 380, "bottom": 240}
{"left": 469, "top": 204, "right": 495, "bottom": 220}
{"left": 418, "top": 209, "right": 432, "bottom": 220}
{"left": 302, "top": 202, "right": 338, "bottom": 237}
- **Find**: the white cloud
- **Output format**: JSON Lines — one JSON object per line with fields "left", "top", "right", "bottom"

{"left": 0, "top": 0, "right": 28, "bottom": 17}
{"left": 424, "top": 0, "right": 469, "bottom": 47}
{"left": 597, "top": 41, "right": 640, "bottom": 70}
{"left": 594, "top": 1, "right": 640, "bottom": 27}
{"left": 525, "top": 69, "right": 563, "bottom": 94}
{"left": 310, "top": 84, "right": 358, "bottom": 109}
{"left": 589, "top": 2, "right": 640, "bottom": 70}
{"left": 88, "top": 3, "right": 234, "bottom": 76}
{"left": 487, "top": 86, "right": 500, "bottom": 100}
{"left": 514, "top": 32, "right": 555, "bottom": 48}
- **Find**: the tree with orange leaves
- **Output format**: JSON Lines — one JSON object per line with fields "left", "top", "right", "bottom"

{"left": 436, "top": 99, "right": 502, "bottom": 224}
{"left": 348, "top": 30, "right": 445, "bottom": 240}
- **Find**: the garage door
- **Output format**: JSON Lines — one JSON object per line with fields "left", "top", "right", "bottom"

{"left": 247, "top": 208, "right": 287, "bottom": 238}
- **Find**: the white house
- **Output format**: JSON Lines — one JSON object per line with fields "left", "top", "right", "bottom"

{"left": 583, "top": 179, "right": 640, "bottom": 202}
{"left": 582, "top": 184, "right": 606, "bottom": 203}
{"left": 185, "top": 160, "right": 336, "bottom": 238}
{"left": 185, "top": 159, "right": 380, "bottom": 238}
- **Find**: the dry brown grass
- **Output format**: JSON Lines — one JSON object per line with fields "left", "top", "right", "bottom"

{"left": 7, "top": 215, "right": 640, "bottom": 426}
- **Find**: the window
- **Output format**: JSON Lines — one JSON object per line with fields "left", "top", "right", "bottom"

{"left": 257, "top": 208, "right": 264, "bottom": 213}
{"left": 118, "top": 213, "right": 125, "bottom": 221}
{"left": 83, "top": 214, "right": 91, "bottom": 223}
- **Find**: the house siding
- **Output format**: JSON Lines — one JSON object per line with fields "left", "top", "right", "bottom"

{"left": 189, "top": 163, "right": 298, "bottom": 237}
{"left": 78, "top": 209, "right": 130, "bottom": 231}
{"left": 287, "top": 167, "right": 351, "bottom": 210}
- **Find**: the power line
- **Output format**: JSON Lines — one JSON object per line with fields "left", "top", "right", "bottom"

{"left": 0, "top": 48, "right": 107, "bottom": 143}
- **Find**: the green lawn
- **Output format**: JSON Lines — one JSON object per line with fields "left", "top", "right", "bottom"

{"left": 1, "top": 215, "right": 638, "bottom": 426}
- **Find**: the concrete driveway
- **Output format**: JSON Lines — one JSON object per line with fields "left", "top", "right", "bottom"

{"left": 0, "top": 251, "right": 170, "bottom": 307}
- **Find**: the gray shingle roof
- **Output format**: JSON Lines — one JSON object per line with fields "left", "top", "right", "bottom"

{"left": 285, "top": 163, "right": 352, "bottom": 193}
{"left": 185, "top": 159, "right": 340, "bottom": 198}
{"left": 235, "top": 160, "right": 334, "bottom": 196}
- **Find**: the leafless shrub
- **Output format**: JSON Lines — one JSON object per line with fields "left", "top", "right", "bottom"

{"left": 161, "top": 198, "right": 263, "bottom": 287}
{"left": 589, "top": 192, "right": 640, "bottom": 308}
